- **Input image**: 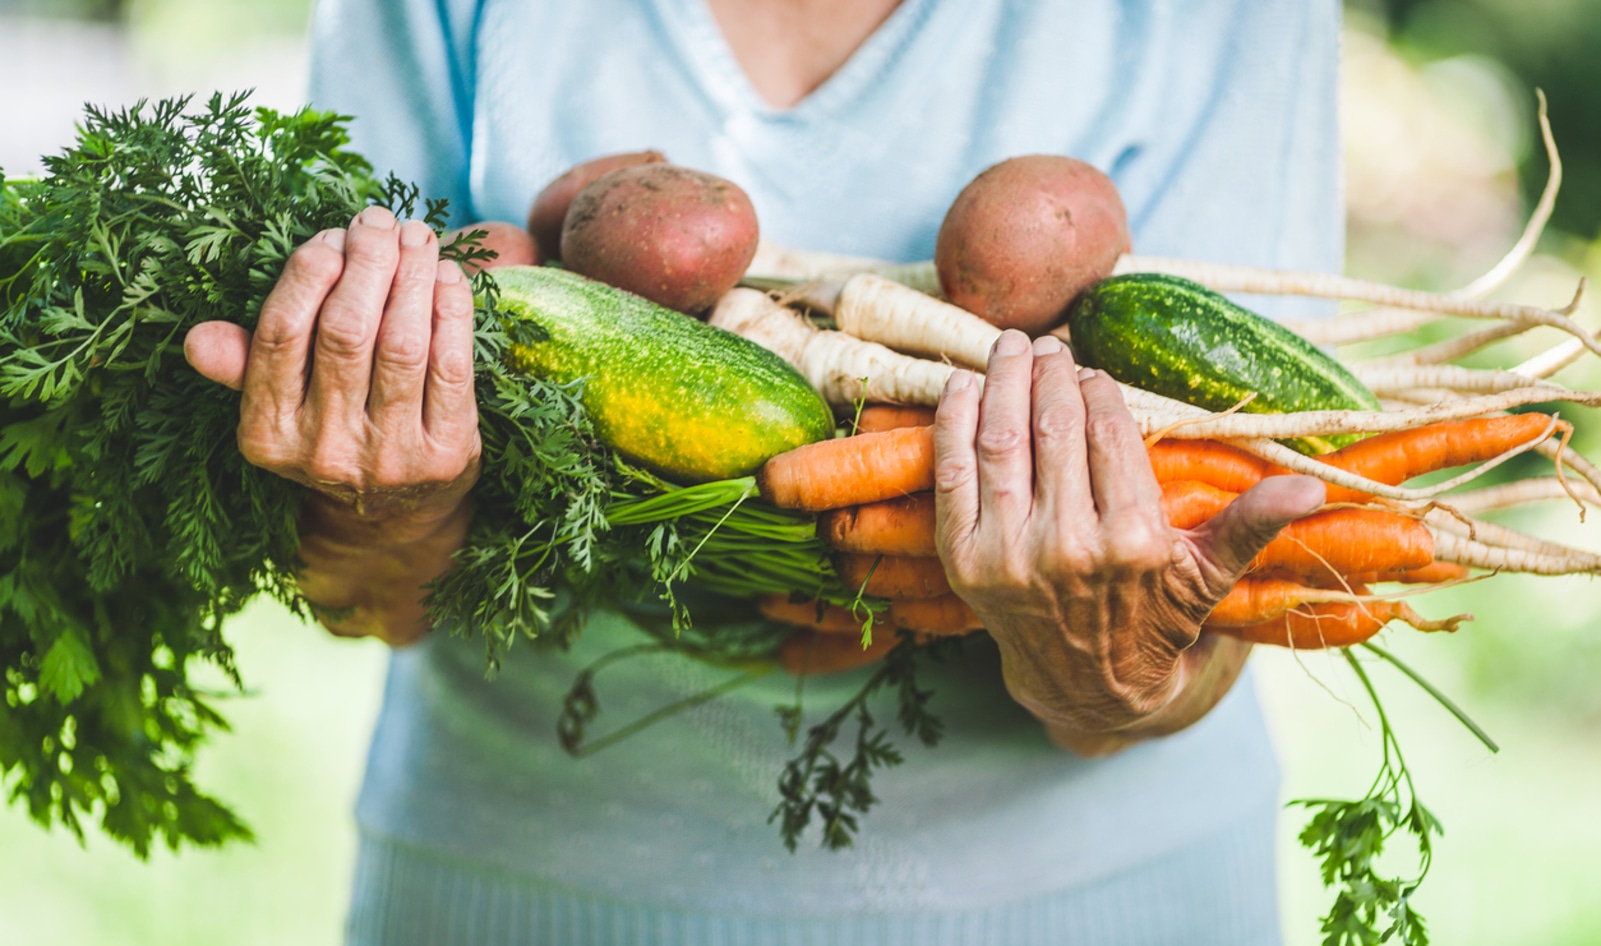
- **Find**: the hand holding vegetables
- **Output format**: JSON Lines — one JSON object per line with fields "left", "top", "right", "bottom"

{"left": 183, "top": 207, "right": 483, "bottom": 644}
{"left": 932, "top": 330, "right": 1328, "bottom": 752}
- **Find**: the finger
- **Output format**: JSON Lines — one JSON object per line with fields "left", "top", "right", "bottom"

{"left": 1077, "top": 367, "right": 1164, "bottom": 529}
{"left": 975, "top": 330, "right": 1036, "bottom": 527}
{"left": 932, "top": 369, "right": 982, "bottom": 557}
{"left": 367, "top": 220, "right": 439, "bottom": 424}
{"left": 1189, "top": 474, "right": 1327, "bottom": 589}
{"left": 307, "top": 206, "right": 401, "bottom": 413}
{"left": 422, "top": 259, "right": 477, "bottom": 440}
{"left": 243, "top": 229, "right": 345, "bottom": 412}
{"left": 1027, "top": 335, "right": 1091, "bottom": 524}
{"left": 184, "top": 321, "right": 251, "bottom": 391}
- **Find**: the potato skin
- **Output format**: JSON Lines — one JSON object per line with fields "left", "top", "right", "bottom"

{"left": 935, "top": 155, "right": 1130, "bottom": 335}
{"left": 526, "top": 150, "right": 667, "bottom": 261}
{"left": 449, "top": 220, "right": 540, "bottom": 272}
{"left": 560, "top": 164, "right": 760, "bottom": 314}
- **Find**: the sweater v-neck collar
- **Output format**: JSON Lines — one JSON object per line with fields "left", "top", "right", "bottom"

{"left": 651, "top": 0, "right": 938, "bottom": 123}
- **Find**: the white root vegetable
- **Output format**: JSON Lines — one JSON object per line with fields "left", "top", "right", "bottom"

{"left": 1458, "top": 90, "right": 1561, "bottom": 299}
{"left": 1363, "top": 320, "right": 1536, "bottom": 367}
{"left": 834, "top": 273, "right": 1001, "bottom": 370}
{"left": 1446, "top": 477, "right": 1601, "bottom": 514}
{"left": 1513, "top": 335, "right": 1589, "bottom": 380}
{"left": 1281, "top": 308, "right": 1443, "bottom": 347}
{"left": 1283, "top": 96, "right": 1562, "bottom": 348}
{"left": 745, "top": 240, "right": 942, "bottom": 295}
{"left": 1534, "top": 438, "right": 1601, "bottom": 504}
{"left": 1348, "top": 363, "right": 1565, "bottom": 398}
{"left": 1424, "top": 509, "right": 1601, "bottom": 563}
{"left": 1429, "top": 528, "right": 1601, "bottom": 575}
{"left": 1133, "top": 388, "right": 1601, "bottom": 442}
{"left": 709, "top": 288, "right": 956, "bottom": 406}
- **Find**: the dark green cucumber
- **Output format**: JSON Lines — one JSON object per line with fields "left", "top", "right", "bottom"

{"left": 1066, "top": 273, "right": 1380, "bottom": 453}
{"left": 491, "top": 266, "right": 834, "bottom": 483}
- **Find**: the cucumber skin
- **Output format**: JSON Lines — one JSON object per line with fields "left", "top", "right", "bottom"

{"left": 1067, "top": 273, "right": 1381, "bottom": 453}
{"left": 491, "top": 266, "right": 834, "bottom": 483}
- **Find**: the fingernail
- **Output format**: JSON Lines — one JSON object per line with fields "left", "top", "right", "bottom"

{"left": 320, "top": 228, "right": 346, "bottom": 250}
{"left": 1032, "top": 335, "right": 1064, "bottom": 356}
{"left": 436, "top": 260, "right": 463, "bottom": 284}
{"left": 993, "top": 330, "right": 1029, "bottom": 357}
{"left": 1078, "top": 367, "right": 1096, "bottom": 381}
{"left": 357, "top": 206, "right": 397, "bottom": 229}
{"left": 400, "top": 220, "right": 433, "bottom": 247}
{"left": 945, "top": 369, "right": 973, "bottom": 394}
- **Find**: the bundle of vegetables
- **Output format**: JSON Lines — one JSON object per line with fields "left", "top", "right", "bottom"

{"left": 724, "top": 98, "right": 1601, "bottom": 945}
{"left": 4, "top": 90, "right": 1596, "bottom": 946}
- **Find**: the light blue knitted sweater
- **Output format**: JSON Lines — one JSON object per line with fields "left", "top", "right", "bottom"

{"left": 308, "top": 1, "right": 1342, "bottom": 942}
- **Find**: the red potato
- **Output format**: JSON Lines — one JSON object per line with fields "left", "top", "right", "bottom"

{"left": 526, "top": 150, "right": 667, "bottom": 261}
{"left": 560, "top": 164, "right": 760, "bottom": 314}
{"left": 935, "top": 154, "right": 1130, "bottom": 335}
{"left": 447, "top": 220, "right": 540, "bottom": 272}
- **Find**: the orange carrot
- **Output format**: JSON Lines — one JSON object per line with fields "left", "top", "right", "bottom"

{"left": 1159, "top": 480, "right": 1434, "bottom": 577}
{"left": 1160, "top": 479, "right": 1236, "bottom": 530}
{"left": 758, "top": 425, "right": 936, "bottom": 511}
{"left": 855, "top": 404, "right": 938, "bottom": 433}
{"left": 1207, "top": 598, "right": 1466, "bottom": 649}
{"left": 820, "top": 493, "right": 939, "bottom": 556}
{"left": 779, "top": 629, "right": 899, "bottom": 675}
{"left": 835, "top": 553, "right": 950, "bottom": 599}
{"left": 1347, "top": 562, "right": 1470, "bottom": 584}
{"left": 1320, "top": 413, "right": 1565, "bottom": 503}
{"left": 755, "top": 594, "right": 864, "bottom": 634}
{"left": 889, "top": 594, "right": 982, "bottom": 636}
{"left": 1147, "top": 440, "right": 1277, "bottom": 494}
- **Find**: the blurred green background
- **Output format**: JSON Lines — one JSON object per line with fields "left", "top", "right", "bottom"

{"left": 2, "top": 1, "right": 1601, "bottom": 944}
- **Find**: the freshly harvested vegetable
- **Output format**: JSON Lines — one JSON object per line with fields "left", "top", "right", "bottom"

{"left": 935, "top": 154, "right": 1130, "bottom": 334}
{"left": 1159, "top": 480, "right": 1435, "bottom": 578}
{"left": 453, "top": 220, "right": 540, "bottom": 270}
{"left": 709, "top": 287, "right": 955, "bottom": 406}
{"left": 835, "top": 273, "right": 1001, "bottom": 370}
{"left": 888, "top": 594, "right": 982, "bottom": 637}
{"left": 493, "top": 266, "right": 833, "bottom": 482}
{"left": 527, "top": 149, "right": 666, "bottom": 261}
{"left": 757, "top": 425, "right": 936, "bottom": 512}
{"left": 778, "top": 629, "right": 899, "bottom": 675}
{"left": 836, "top": 552, "right": 950, "bottom": 599}
{"left": 854, "top": 405, "right": 936, "bottom": 433}
{"left": 1204, "top": 576, "right": 1467, "bottom": 637}
{"left": 819, "top": 493, "right": 938, "bottom": 557}
{"left": 1065, "top": 273, "right": 1383, "bottom": 452}
{"left": 561, "top": 163, "right": 759, "bottom": 313}
{"left": 1208, "top": 598, "right": 1464, "bottom": 649}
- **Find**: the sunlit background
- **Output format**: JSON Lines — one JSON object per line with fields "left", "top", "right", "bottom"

{"left": 2, "top": 1, "right": 1599, "bottom": 943}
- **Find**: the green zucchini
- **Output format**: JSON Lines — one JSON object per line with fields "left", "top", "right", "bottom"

{"left": 1065, "top": 273, "right": 1380, "bottom": 453}
{"left": 491, "top": 266, "right": 834, "bottom": 482}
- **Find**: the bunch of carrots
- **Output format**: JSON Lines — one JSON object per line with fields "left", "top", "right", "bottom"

{"left": 751, "top": 405, "right": 1595, "bottom": 672}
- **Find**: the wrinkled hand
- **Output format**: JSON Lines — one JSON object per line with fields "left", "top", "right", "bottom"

{"left": 935, "top": 331, "right": 1325, "bottom": 754}
{"left": 183, "top": 207, "right": 495, "bottom": 643}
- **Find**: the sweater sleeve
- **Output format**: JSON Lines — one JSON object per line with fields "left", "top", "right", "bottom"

{"left": 308, "top": 0, "right": 484, "bottom": 225}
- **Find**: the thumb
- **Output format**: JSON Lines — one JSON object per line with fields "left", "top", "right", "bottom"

{"left": 1188, "top": 474, "right": 1326, "bottom": 589}
{"left": 183, "top": 321, "right": 250, "bottom": 391}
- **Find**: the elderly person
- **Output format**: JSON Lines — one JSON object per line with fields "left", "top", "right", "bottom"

{"left": 185, "top": 0, "right": 1339, "bottom": 942}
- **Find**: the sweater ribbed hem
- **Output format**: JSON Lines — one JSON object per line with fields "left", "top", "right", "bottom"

{"left": 345, "top": 808, "right": 1281, "bottom": 946}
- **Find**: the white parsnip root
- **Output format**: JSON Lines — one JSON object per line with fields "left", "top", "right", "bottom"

{"left": 834, "top": 273, "right": 1001, "bottom": 370}
{"left": 710, "top": 288, "right": 956, "bottom": 406}
{"left": 1447, "top": 478, "right": 1601, "bottom": 514}
{"left": 745, "top": 240, "right": 943, "bottom": 296}
{"left": 1430, "top": 528, "right": 1601, "bottom": 576}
